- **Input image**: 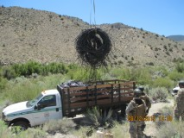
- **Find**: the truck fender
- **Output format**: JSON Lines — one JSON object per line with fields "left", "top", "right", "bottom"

{"left": 9, "top": 118, "right": 30, "bottom": 129}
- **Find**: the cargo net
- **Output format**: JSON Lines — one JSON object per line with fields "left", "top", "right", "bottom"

{"left": 75, "top": 28, "right": 112, "bottom": 69}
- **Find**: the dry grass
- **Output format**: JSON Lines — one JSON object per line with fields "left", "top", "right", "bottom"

{"left": 73, "top": 121, "right": 130, "bottom": 138}
{"left": 156, "top": 120, "right": 184, "bottom": 138}
{"left": 42, "top": 118, "right": 76, "bottom": 135}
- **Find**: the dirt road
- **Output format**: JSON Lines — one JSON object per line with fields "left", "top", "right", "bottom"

{"left": 144, "top": 99, "right": 174, "bottom": 137}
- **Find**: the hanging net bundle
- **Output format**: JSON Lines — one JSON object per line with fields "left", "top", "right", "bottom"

{"left": 75, "top": 28, "right": 112, "bottom": 68}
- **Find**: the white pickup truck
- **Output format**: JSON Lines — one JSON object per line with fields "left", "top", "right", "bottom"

{"left": 2, "top": 80, "right": 135, "bottom": 129}
{"left": 2, "top": 89, "right": 63, "bottom": 129}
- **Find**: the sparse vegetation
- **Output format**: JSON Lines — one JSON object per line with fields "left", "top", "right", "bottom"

{"left": 148, "top": 87, "right": 169, "bottom": 102}
{"left": 42, "top": 118, "right": 76, "bottom": 134}
{"left": 156, "top": 120, "right": 184, "bottom": 138}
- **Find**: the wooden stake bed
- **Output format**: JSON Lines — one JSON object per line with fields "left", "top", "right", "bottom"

{"left": 57, "top": 80, "right": 136, "bottom": 117}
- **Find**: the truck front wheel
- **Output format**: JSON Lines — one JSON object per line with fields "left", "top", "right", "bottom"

{"left": 11, "top": 121, "right": 30, "bottom": 131}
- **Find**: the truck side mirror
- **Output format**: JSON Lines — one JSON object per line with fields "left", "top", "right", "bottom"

{"left": 34, "top": 105, "right": 38, "bottom": 110}
{"left": 34, "top": 103, "right": 42, "bottom": 110}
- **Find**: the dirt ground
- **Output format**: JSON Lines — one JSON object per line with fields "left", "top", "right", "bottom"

{"left": 144, "top": 99, "right": 174, "bottom": 137}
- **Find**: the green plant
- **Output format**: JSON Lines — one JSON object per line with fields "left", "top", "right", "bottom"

{"left": 175, "top": 63, "right": 184, "bottom": 73}
{"left": 2, "top": 74, "right": 66, "bottom": 102}
{"left": 67, "top": 67, "right": 104, "bottom": 81}
{"left": 2, "top": 67, "right": 17, "bottom": 80}
{"left": 116, "top": 67, "right": 152, "bottom": 85}
{"left": 0, "top": 77, "right": 7, "bottom": 92}
{"left": 152, "top": 77, "right": 173, "bottom": 88}
{"left": 2, "top": 61, "right": 69, "bottom": 79}
{"left": 168, "top": 71, "right": 184, "bottom": 81}
{"left": 85, "top": 107, "right": 113, "bottom": 128}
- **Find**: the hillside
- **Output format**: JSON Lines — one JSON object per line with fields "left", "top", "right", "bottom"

{"left": 0, "top": 6, "right": 184, "bottom": 67}
{"left": 167, "top": 35, "right": 184, "bottom": 45}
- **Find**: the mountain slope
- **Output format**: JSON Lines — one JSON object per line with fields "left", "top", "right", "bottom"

{"left": 167, "top": 35, "right": 184, "bottom": 42}
{"left": 0, "top": 6, "right": 184, "bottom": 67}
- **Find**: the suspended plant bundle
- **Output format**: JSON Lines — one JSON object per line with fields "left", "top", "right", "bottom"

{"left": 75, "top": 28, "right": 112, "bottom": 68}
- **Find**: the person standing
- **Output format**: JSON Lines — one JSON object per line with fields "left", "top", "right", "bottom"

{"left": 138, "top": 86, "right": 152, "bottom": 132}
{"left": 174, "top": 80, "right": 184, "bottom": 120}
{"left": 138, "top": 86, "right": 152, "bottom": 115}
{"left": 126, "top": 88, "right": 147, "bottom": 138}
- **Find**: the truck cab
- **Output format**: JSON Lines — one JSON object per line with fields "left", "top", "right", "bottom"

{"left": 2, "top": 89, "right": 62, "bottom": 129}
{"left": 171, "top": 86, "right": 180, "bottom": 96}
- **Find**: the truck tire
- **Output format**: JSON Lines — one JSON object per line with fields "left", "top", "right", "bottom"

{"left": 12, "top": 121, "right": 29, "bottom": 131}
{"left": 120, "top": 104, "right": 127, "bottom": 118}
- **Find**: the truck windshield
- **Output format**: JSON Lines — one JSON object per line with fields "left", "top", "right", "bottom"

{"left": 26, "top": 94, "right": 43, "bottom": 107}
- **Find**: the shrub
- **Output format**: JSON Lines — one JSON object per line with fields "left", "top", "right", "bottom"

{"left": 2, "top": 67, "right": 17, "bottom": 79}
{"left": 168, "top": 71, "right": 184, "bottom": 81}
{"left": 67, "top": 67, "right": 104, "bottom": 81}
{"left": 84, "top": 107, "right": 113, "bottom": 128}
{"left": 149, "top": 87, "right": 169, "bottom": 102}
{"left": 175, "top": 63, "right": 184, "bottom": 73}
{"left": 2, "top": 74, "right": 66, "bottom": 102}
{"left": 164, "top": 45, "right": 167, "bottom": 50}
{"left": 116, "top": 67, "right": 152, "bottom": 85}
{"left": 152, "top": 77, "right": 173, "bottom": 88}
{"left": 0, "top": 77, "right": 7, "bottom": 92}
{"left": 7, "top": 61, "right": 69, "bottom": 78}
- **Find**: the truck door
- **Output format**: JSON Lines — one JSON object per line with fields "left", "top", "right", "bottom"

{"left": 32, "top": 95, "right": 62, "bottom": 126}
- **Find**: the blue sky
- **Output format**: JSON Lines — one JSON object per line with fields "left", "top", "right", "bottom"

{"left": 0, "top": 0, "right": 183, "bottom": 36}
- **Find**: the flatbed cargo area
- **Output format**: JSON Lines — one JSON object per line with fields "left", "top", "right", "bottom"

{"left": 57, "top": 80, "right": 136, "bottom": 117}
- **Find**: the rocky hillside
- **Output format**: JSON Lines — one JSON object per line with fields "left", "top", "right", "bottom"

{"left": 0, "top": 6, "right": 184, "bottom": 67}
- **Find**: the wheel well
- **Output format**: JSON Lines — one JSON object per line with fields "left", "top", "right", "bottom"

{"left": 10, "top": 118, "right": 30, "bottom": 127}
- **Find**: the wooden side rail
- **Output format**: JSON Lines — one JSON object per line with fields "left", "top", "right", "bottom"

{"left": 57, "top": 80, "right": 135, "bottom": 117}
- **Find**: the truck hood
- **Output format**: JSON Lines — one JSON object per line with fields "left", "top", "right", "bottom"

{"left": 3, "top": 101, "right": 31, "bottom": 116}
